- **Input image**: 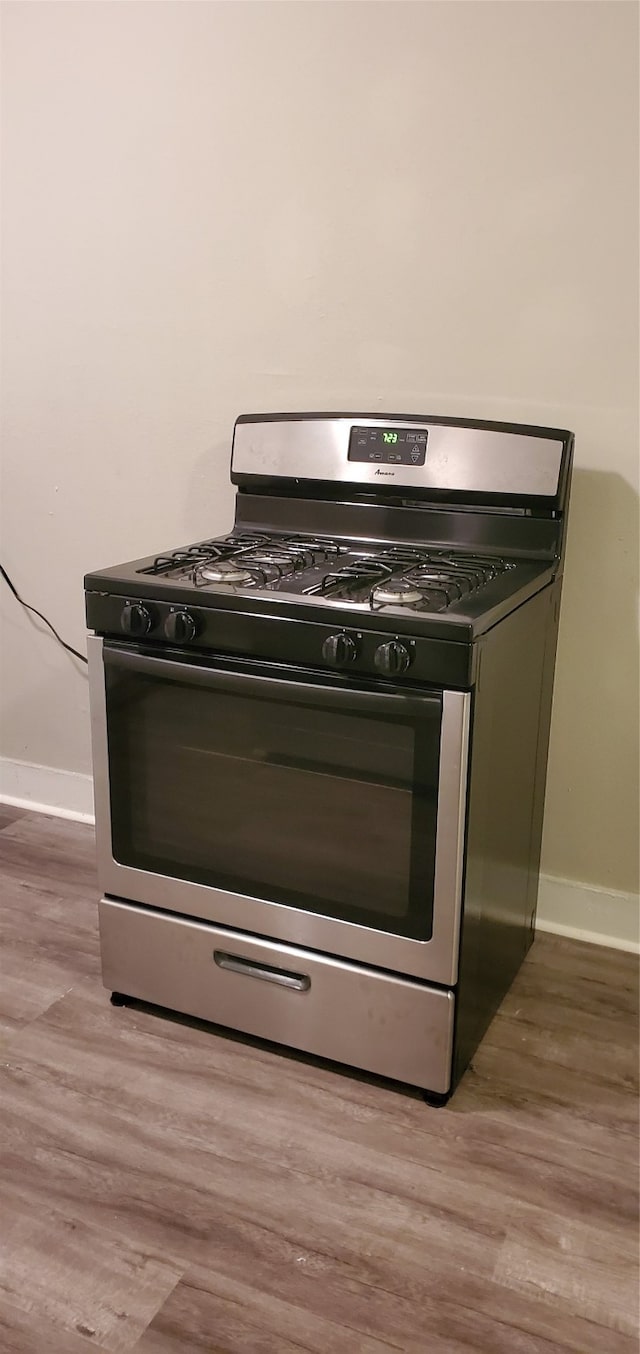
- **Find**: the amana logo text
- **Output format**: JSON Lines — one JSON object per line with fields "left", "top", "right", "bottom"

{"left": 374, "top": 468, "right": 394, "bottom": 477}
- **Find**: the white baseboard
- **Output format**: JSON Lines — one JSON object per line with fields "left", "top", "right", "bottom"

{"left": 535, "top": 874, "right": 639, "bottom": 954}
{"left": 0, "top": 756, "right": 637, "bottom": 953}
{"left": 0, "top": 757, "right": 94, "bottom": 824}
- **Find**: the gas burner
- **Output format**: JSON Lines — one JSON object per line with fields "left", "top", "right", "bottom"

{"left": 372, "top": 581, "right": 426, "bottom": 607}
{"left": 246, "top": 551, "right": 295, "bottom": 566}
{"left": 301, "top": 546, "right": 513, "bottom": 612}
{"left": 409, "top": 569, "right": 462, "bottom": 584}
{"left": 306, "top": 559, "right": 393, "bottom": 601}
{"left": 218, "top": 533, "right": 272, "bottom": 553}
{"left": 145, "top": 532, "right": 345, "bottom": 580}
{"left": 402, "top": 570, "right": 467, "bottom": 602}
{"left": 198, "top": 562, "right": 255, "bottom": 586}
{"left": 400, "top": 554, "right": 511, "bottom": 604}
{"left": 281, "top": 536, "right": 345, "bottom": 556}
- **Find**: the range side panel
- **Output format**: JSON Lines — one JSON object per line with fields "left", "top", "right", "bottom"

{"left": 452, "top": 581, "right": 562, "bottom": 1087}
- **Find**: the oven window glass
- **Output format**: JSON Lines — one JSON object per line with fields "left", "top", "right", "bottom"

{"left": 106, "top": 658, "right": 441, "bottom": 941}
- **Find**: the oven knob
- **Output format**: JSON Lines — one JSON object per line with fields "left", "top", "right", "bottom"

{"left": 121, "top": 602, "right": 152, "bottom": 637}
{"left": 322, "top": 632, "right": 357, "bottom": 666}
{"left": 374, "top": 640, "right": 412, "bottom": 675}
{"left": 164, "top": 610, "right": 197, "bottom": 643}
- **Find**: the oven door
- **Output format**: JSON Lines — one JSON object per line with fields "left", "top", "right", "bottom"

{"left": 88, "top": 637, "right": 470, "bottom": 985}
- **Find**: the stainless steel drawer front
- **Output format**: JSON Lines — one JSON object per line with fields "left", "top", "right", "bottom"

{"left": 99, "top": 899, "right": 455, "bottom": 1093}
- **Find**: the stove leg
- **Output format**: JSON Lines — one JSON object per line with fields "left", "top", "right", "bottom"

{"left": 110, "top": 991, "right": 130, "bottom": 1007}
{"left": 422, "top": 1088, "right": 451, "bottom": 1108}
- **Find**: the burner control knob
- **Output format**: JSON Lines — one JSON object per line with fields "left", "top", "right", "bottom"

{"left": 322, "top": 632, "right": 358, "bottom": 667}
{"left": 374, "top": 640, "right": 413, "bottom": 676}
{"left": 164, "top": 610, "right": 197, "bottom": 644}
{"left": 121, "top": 603, "right": 152, "bottom": 637}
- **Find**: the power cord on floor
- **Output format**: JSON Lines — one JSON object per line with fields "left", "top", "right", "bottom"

{"left": 1, "top": 563, "right": 88, "bottom": 665}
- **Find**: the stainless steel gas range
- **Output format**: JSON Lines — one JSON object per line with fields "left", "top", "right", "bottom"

{"left": 85, "top": 413, "right": 573, "bottom": 1102}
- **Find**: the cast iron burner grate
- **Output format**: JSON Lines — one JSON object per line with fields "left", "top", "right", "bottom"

{"left": 143, "top": 533, "right": 347, "bottom": 590}
{"left": 305, "top": 548, "right": 511, "bottom": 611}
{"left": 142, "top": 532, "right": 512, "bottom": 611}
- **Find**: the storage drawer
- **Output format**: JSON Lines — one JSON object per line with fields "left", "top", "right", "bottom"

{"left": 99, "top": 898, "right": 455, "bottom": 1093}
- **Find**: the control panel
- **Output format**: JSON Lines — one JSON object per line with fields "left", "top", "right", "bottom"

{"left": 231, "top": 414, "right": 570, "bottom": 502}
{"left": 348, "top": 426, "right": 428, "bottom": 467}
{"left": 86, "top": 592, "right": 472, "bottom": 686}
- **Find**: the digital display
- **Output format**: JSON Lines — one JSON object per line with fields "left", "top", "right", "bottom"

{"left": 348, "top": 426, "right": 428, "bottom": 467}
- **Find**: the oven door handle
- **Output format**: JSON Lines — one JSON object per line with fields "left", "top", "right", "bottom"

{"left": 103, "top": 644, "right": 441, "bottom": 718}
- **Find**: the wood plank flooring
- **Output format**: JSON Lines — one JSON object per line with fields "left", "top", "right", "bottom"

{"left": 0, "top": 810, "right": 637, "bottom": 1353}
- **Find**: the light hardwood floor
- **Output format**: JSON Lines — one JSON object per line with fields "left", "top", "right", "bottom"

{"left": 0, "top": 807, "right": 637, "bottom": 1353}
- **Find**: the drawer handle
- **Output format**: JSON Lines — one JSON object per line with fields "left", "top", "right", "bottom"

{"left": 213, "top": 950, "right": 311, "bottom": 992}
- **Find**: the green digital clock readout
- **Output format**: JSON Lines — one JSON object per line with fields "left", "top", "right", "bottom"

{"left": 347, "top": 425, "right": 428, "bottom": 465}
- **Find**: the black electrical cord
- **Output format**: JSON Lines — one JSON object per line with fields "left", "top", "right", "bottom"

{"left": 1, "top": 563, "right": 88, "bottom": 665}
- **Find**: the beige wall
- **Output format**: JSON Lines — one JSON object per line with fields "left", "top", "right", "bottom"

{"left": 1, "top": 1, "right": 638, "bottom": 895}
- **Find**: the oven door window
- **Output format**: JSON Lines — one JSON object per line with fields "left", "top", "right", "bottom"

{"left": 105, "top": 653, "right": 442, "bottom": 941}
